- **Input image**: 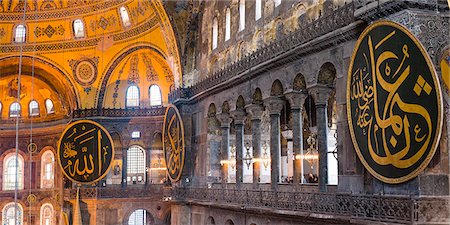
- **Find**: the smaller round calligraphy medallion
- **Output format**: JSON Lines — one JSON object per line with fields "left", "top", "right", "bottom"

{"left": 57, "top": 120, "right": 114, "bottom": 184}
{"left": 27, "top": 142, "right": 37, "bottom": 153}
{"left": 347, "top": 21, "right": 443, "bottom": 184}
{"left": 162, "top": 104, "right": 185, "bottom": 182}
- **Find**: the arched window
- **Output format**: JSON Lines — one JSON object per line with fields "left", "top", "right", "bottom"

{"left": 2, "top": 203, "right": 23, "bottom": 225}
{"left": 120, "top": 6, "right": 131, "bottom": 27}
{"left": 239, "top": 0, "right": 245, "bottom": 31}
{"left": 41, "top": 151, "right": 54, "bottom": 189}
{"left": 149, "top": 85, "right": 162, "bottom": 106}
{"left": 274, "top": 0, "right": 281, "bottom": 7}
{"left": 73, "top": 19, "right": 85, "bottom": 38}
{"left": 29, "top": 100, "right": 39, "bottom": 116}
{"left": 127, "top": 145, "right": 146, "bottom": 184}
{"left": 212, "top": 17, "right": 218, "bottom": 50}
{"left": 14, "top": 25, "right": 26, "bottom": 43}
{"left": 255, "top": 0, "right": 262, "bottom": 20}
{"left": 126, "top": 86, "right": 140, "bottom": 107}
{"left": 45, "top": 99, "right": 54, "bottom": 114}
{"left": 0, "top": 101, "right": 3, "bottom": 116}
{"left": 3, "top": 154, "right": 24, "bottom": 190}
{"left": 40, "top": 204, "right": 53, "bottom": 225}
{"left": 9, "top": 102, "right": 21, "bottom": 118}
{"left": 128, "top": 209, "right": 149, "bottom": 225}
{"left": 225, "top": 8, "right": 231, "bottom": 41}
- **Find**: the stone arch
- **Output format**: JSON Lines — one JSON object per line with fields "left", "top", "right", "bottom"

{"left": 317, "top": 62, "right": 336, "bottom": 86}
{"left": 208, "top": 103, "right": 217, "bottom": 117}
{"left": 97, "top": 44, "right": 171, "bottom": 108}
{"left": 225, "top": 219, "right": 235, "bottom": 225}
{"left": 236, "top": 95, "right": 245, "bottom": 110}
{"left": 152, "top": 132, "right": 163, "bottom": 149}
{"left": 206, "top": 216, "right": 216, "bottom": 225}
{"left": 0, "top": 55, "right": 79, "bottom": 111}
{"left": 252, "top": 88, "right": 263, "bottom": 105}
{"left": 270, "top": 79, "right": 284, "bottom": 96}
{"left": 123, "top": 208, "right": 155, "bottom": 225}
{"left": 221, "top": 101, "right": 230, "bottom": 114}
{"left": 293, "top": 73, "right": 307, "bottom": 90}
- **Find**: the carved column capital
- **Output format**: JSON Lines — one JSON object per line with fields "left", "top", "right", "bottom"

{"left": 216, "top": 113, "right": 232, "bottom": 128}
{"left": 230, "top": 109, "right": 246, "bottom": 125}
{"left": 263, "top": 96, "right": 284, "bottom": 115}
{"left": 245, "top": 104, "right": 264, "bottom": 121}
{"left": 285, "top": 91, "right": 308, "bottom": 110}
{"left": 308, "top": 85, "right": 333, "bottom": 106}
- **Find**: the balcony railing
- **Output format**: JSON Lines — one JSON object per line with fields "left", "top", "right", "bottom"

{"left": 173, "top": 187, "right": 450, "bottom": 224}
{"left": 72, "top": 107, "right": 166, "bottom": 118}
{"left": 64, "top": 185, "right": 170, "bottom": 200}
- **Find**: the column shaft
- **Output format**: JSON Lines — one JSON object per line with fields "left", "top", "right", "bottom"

{"left": 221, "top": 126, "right": 230, "bottom": 184}
{"left": 252, "top": 119, "right": 261, "bottom": 187}
{"left": 235, "top": 123, "right": 244, "bottom": 187}
{"left": 122, "top": 148, "right": 127, "bottom": 188}
{"left": 316, "top": 104, "right": 328, "bottom": 192}
{"left": 270, "top": 114, "right": 281, "bottom": 189}
{"left": 291, "top": 108, "right": 304, "bottom": 184}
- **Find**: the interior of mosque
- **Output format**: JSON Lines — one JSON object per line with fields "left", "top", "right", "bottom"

{"left": 0, "top": 0, "right": 449, "bottom": 225}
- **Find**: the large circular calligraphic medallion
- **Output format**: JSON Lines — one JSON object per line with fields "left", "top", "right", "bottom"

{"left": 162, "top": 104, "right": 185, "bottom": 182}
{"left": 347, "top": 21, "right": 443, "bottom": 184}
{"left": 57, "top": 120, "right": 114, "bottom": 184}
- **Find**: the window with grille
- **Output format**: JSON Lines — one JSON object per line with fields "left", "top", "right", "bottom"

{"left": 126, "top": 86, "right": 140, "bottom": 107}
{"left": 255, "top": 0, "right": 262, "bottom": 20}
{"left": 41, "top": 151, "right": 54, "bottom": 189}
{"left": 127, "top": 145, "right": 146, "bottom": 184}
{"left": 225, "top": 8, "right": 231, "bottom": 41}
{"left": 274, "top": 0, "right": 281, "bottom": 7}
{"left": 40, "top": 204, "right": 53, "bottom": 225}
{"left": 149, "top": 85, "right": 162, "bottom": 106}
{"left": 120, "top": 6, "right": 131, "bottom": 27}
{"left": 3, "top": 154, "right": 23, "bottom": 190}
{"left": 45, "top": 99, "right": 54, "bottom": 114}
{"left": 128, "top": 209, "right": 147, "bottom": 225}
{"left": 9, "top": 102, "right": 21, "bottom": 118}
{"left": 131, "top": 131, "right": 141, "bottom": 139}
{"left": 29, "top": 100, "right": 39, "bottom": 116}
{"left": 212, "top": 17, "right": 218, "bottom": 50}
{"left": 239, "top": 0, "right": 245, "bottom": 31}
{"left": 73, "top": 19, "right": 85, "bottom": 38}
{"left": 14, "top": 25, "right": 26, "bottom": 43}
{"left": 2, "top": 203, "right": 23, "bottom": 225}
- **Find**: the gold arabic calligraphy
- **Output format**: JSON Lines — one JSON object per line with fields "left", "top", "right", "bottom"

{"left": 60, "top": 122, "right": 112, "bottom": 182}
{"left": 166, "top": 114, "right": 182, "bottom": 176}
{"left": 350, "top": 30, "right": 432, "bottom": 169}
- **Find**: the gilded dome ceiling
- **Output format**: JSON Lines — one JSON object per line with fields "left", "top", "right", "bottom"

{"left": 0, "top": 0, "right": 182, "bottom": 116}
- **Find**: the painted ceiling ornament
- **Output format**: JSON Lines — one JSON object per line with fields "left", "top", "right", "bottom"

{"left": 7, "top": 77, "right": 26, "bottom": 99}
{"left": 141, "top": 53, "right": 159, "bottom": 82}
{"left": 347, "top": 20, "right": 443, "bottom": 184}
{"left": 57, "top": 120, "right": 114, "bottom": 184}
{"left": 163, "top": 104, "right": 185, "bottom": 182}
{"left": 69, "top": 57, "right": 99, "bottom": 88}
{"left": 127, "top": 54, "right": 140, "bottom": 84}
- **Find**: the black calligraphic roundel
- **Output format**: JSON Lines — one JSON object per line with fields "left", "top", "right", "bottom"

{"left": 163, "top": 104, "right": 185, "bottom": 182}
{"left": 57, "top": 120, "right": 114, "bottom": 184}
{"left": 347, "top": 21, "right": 443, "bottom": 184}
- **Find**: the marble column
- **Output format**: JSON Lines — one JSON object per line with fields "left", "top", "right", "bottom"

{"left": 231, "top": 109, "right": 246, "bottom": 188}
{"left": 264, "top": 96, "right": 284, "bottom": 190}
{"left": 122, "top": 147, "right": 127, "bottom": 188}
{"left": 285, "top": 91, "right": 308, "bottom": 184}
{"left": 246, "top": 104, "right": 264, "bottom": 188}
{"left": 309, "top": 85, "right": 332, "bottom": 192}
{"left": 217, "top": 113, "right": 232, "bottom": 184}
